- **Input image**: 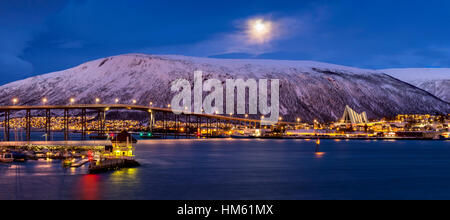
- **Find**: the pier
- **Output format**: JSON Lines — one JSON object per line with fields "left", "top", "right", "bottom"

{"left": 88, "top": 158, "right": 140, "bottom": 174}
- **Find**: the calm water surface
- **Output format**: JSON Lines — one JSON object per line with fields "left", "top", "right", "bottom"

{"left": 0, "top": 139, "right": 449, "bottom": 200}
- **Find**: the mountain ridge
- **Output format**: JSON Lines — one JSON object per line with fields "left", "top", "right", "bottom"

{"left": 0, "top": 54, "right": 448, "bottom": 122}
{"left": 381, "top": 68, "right": 450, "bottom": 102}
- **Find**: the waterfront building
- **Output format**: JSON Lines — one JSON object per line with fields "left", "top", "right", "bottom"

{"left": 105, "top": 131, "right": 136, "bottom": 158}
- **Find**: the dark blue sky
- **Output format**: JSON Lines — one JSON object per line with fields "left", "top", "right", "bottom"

{"left": 1, "top": 0, "right": 450, "bottom": 84}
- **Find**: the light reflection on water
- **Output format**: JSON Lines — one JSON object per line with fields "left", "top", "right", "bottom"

{"left": 0, "top": 139, "right": 449, "bottom": 200}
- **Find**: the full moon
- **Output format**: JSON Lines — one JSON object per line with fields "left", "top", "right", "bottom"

{"left": 247, "top": 18, "right": 274, "bottom": 44}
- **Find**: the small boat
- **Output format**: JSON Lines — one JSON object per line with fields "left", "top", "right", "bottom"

{"left": 24, "top": 151, "right": 38, "bottom": 160}
{"left": 11, "top": 152, "right": 27, "bottom": 162}
{"left": 209, "top": 134, "right": 229, "bottom": 139}
{"left": 35, "top": 152, "right": 47, "bottom": 159}
{"left": 0, "top": 153, "right": 14, "bottom": 163}
{"left": 90, "top": 134, "right": 109, "bottom": 140}
{"left": 139, "top": 132, "right": 162, "bottom": 139}
{"left": 230, "top": 134, "right": 251, "bottom": 139}
{"left": 71, "top": 158, "right": 90, "bottom": 168}
{"left": 111, "top": 131, "right": 138, "bottom": 144}
{"left": 63, "top": 158, "right": 74, "bottom": 167}
{"left": 48, "top": 151, "right": 64, "bottom": 160}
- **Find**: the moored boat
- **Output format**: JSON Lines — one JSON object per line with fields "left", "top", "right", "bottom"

{"left": 111, "top": 131, "right": 138, "bottom": 143}
{"left": 63, "top": 158, "right": 75, "bottom": 167}
{"left": 0, "top": 153, "right": 14, "bottom": 163}
{"left": 139, "top": 132, "right": 162, "bottom": 139}
{"left": 90, "top": 134, "right": 109, "bottom": 140}
{"left": 230, "top": 134, "right": 251, "bottom": 139}
{"left": 11, "top": 152, "right": 27, "bottom": 162}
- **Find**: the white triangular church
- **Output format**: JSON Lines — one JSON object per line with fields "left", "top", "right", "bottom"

{"left": 340, "top": 105, "right": 369, "bottom": 124}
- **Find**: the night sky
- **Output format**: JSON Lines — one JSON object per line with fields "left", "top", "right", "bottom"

{"left": 1, "top": 0, "right": 450, "bottom": 85}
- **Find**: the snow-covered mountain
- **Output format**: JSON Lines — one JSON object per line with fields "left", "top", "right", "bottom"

{"left": 0, "top": 54, "right": 448, "bottom": 122}
{"left": 382, "top": 68, "right": 449, "bottom": 102}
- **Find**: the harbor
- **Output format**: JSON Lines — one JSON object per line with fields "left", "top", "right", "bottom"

{"left": 0, "top": 131, "right": 140, "bottom": 174}
{"left": 0, "top": 138, "right": 449, "bottom": 200}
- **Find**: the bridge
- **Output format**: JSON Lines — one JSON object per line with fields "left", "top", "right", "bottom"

{"left": 0, "top": 104, "right": 293, "bottom": 142}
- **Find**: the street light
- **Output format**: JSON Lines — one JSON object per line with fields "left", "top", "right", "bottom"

{"left": 167, "top": 104, "right": 171, "bottom": 108}
{"left": 42, "top": 98, "right": 48, "bottom": 105}
{"left": 12, "top": 98, "right": 18, "bottom": 105}
{"left": 115, "top": 98, "right": 119, "bottom": 104}
{"left": 70, "top": 98, "right": 75, "bottom": 104}
{"left": 149, "top": 102, "right": 153, "bottom": 106}
{"left": 132, "top": 100, "right": 137, "bottom": 104}
{"left": 245, "top": 114, "right": 249, "bottom": 118}
{"left": 95, "top": 98, "right": 101, "bottom": 104}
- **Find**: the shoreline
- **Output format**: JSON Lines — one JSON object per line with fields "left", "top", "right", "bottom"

{"left": 0, "top": 136, "right": 447, "bottom": 148}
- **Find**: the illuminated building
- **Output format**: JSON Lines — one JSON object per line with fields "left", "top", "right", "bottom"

{"left": 340, "top": 105, "right": 369, "bottom": 124}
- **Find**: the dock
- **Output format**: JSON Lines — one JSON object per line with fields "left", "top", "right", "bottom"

{"left": 71, "top": 158, "right": 90, "bottom": 168}
{"left": 89, "top": 158, "right": 140, "bottom": 174}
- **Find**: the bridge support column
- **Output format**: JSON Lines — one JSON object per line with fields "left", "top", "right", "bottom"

{"left": 175, "top": 114, "right": 178, "bottom": 139}
{"left": 26, "top": 109, "right": 31, "bottom": 142}
{"left": 81, "top": 109, "right": 87, "bottom": 140}
{"left": 97, "top": 111, "right": 101, "bottom": 135}
{"left": 205, "top": 118, "right": 208, "bottom": 138}
{"left": 94, "top": 110, "right": 106, "bottom": 135}
{"left": 64, "top": 109, "right": 69, "bottom": 141}
{"left": 45, "top": 109, "right": 51, "bottom": 141}
{"left": 98, "top": 110, "right": 106, "bottom": 135}
{"left": 207, "top": 118, "right": 210, "bottom": 138}
{"left": 163, "top": 112, "right": 167, "bottom": 139}
{"left": 186, "top": 114, "right": 189, "bottom": 139}
{"left": 148, "top": 110, "right": 154, "bottom": 133}
{"left": 4, "top": 111, "right": 10, "bottom": 142}
{"left": 197, "top": 116, "right": 200, "bottom": 138}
